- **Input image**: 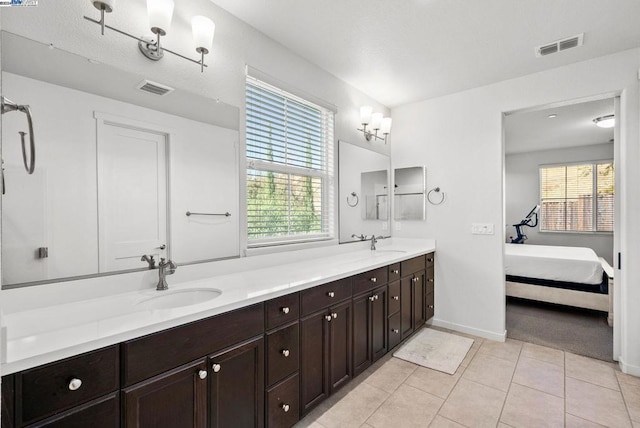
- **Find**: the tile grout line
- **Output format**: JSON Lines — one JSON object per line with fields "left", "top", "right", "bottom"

{"left": 362, "top": 360, "right": 418, "bottom": 427}
{"left": 495, "top": 342, "right": 524, "bottom": 426}
{"left": 563, "top": 349, "right": 567, "bottom": 428}
{"left": 615, "top": 366, "right": 636, "bottom": 425}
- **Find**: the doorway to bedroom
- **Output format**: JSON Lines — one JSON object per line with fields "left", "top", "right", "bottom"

{"left": 503, "top": 96, "right": 617, "bottom": 362}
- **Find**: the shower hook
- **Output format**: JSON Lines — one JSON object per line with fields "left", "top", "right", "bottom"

{"left": 1, "top": 96, "right": 36, "bottom": 174}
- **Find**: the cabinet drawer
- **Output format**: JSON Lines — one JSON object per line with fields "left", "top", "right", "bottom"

{"left": 26, "top": 392, "right": 119, "bottom": 428}
{"left": 388, "top": 280, "right": 400, "bottom": 315}
{"left": 389, "top": 263, "right": 401, "bottom": 282}
{"left": 388, "top": 312, "right": 402, "bottom": 350}
{"left": 353, "top": 267, "right": 388, "bottom": 295}
{"left": 123, "top": 303, "right": 264, "bottom": 386}
{"left": 426, "top": 252, "right": 435, "bottom": 267}
{"left": 266, "top": 323, "right": 299, "bottom": 387}
{"left": 16, "top": 345, "right": 119, "bottom": 426}
{"left": 426, "top": 293, "right": 434, "bottom": 321}
{"left": 266, "top": 293, "right": 299, "bottom": 330}
{"left": 426, "top": 267, "right": 434, "bottom": 294}
{"left": 401, "top": 255, "right": 426, "bottom": 277}
{"left": 301, "top": 278, "right": 351, "bottom": 316}
{"left": 267, "top": 374, "right": 299, "bottom": 428}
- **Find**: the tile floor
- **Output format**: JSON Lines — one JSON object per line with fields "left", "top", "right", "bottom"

{"left": 294, "top": 327, "right": 640, "bottom": 428}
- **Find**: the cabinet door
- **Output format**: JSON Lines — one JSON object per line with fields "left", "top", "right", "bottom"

{"left": 300, "top": 311, "right": 329, "bottom": 415}
{"left": 400, "top": 276, "right": 413, "bottom": 339}
{"left": 426, "top": 292, "right": 435, "bottom": 321}
{"left": 27, "top": 393, "right": 119, "bottom": 428}
{"left": 329, "top": 300, "right": 352, "bottom": 394}
{"left": 209, "top": 336, "right": 264, "bottom": 428}
{"left": 413, "top": 270, "right": 427, "bottom": 329}
{"left": 123, "top": 359, "right": 207, "bottom": 428}
{"left": 352, "top": 292, "right": 371, "bottom": 377}
{"left": 371, "top": 285, "right": 388, "bottom": 362}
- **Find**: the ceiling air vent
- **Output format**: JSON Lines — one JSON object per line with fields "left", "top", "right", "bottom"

{"left": 136, "top": 79, "right": 175, "bottom": 96}
{"left": 535, "top": 33, "right": 584, "bottom": 58}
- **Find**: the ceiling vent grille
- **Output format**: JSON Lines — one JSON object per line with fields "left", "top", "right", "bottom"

{"left": 136, "top": 79, "right": 175, "bottom": 96}
{"left": 536, "top": 33, "right": 584, "bottom": 57}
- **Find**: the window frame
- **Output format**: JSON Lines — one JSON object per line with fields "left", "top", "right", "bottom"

{"left": 245, "top": 76, "right": 335, "bottom": 248}
{"left": 539, "top": 159, "right": 614, "bottom": 234}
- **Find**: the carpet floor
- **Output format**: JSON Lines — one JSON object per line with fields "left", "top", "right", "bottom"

{"left": 506, "top": 297, "right": 613, "bottom": 362}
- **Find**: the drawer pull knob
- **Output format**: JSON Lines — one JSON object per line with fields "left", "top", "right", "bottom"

{"left": 281, "top": 306, "right": 290, "bottom": 314}
{"left": 392, "top": 296, "right": 399, "bottom": 300}
{"left": 281, "top": 403, "right": 290, "bottom": 412}
{"left": 429, "top": 279, "right": 434, "bottom": 283}
{"left": 332, "top": 312, "right": 338, "bottom": 319}
{"left": 428, "top": 305, "right": 434, "bottom": 309}
{"left": 325, "top": 315, "right": 332, "bottom": 322}
{"left": 427, "top": 258, "right": 434, "bottom": 262}
{"left": 327, "top": 291, "right": 335, "bottom": 298}
{"left": 369, "top": 296, "right": 375, "bottom": 302}
{"left": 370, "top": 277, "right": 377, "bottom": 283}
{"left": 392, "top": 329, "right": 399, "bottom": 334}
{"left": 282, "top": 349, "right": 290, "bottom": 357}
{"left": 392, "top": 269, "right": 399, "bottom": 274}
{"left": 68, "top": 378, "right": 82, "bottom": 391}
{"left": 198, "top": 370, "right": 208, "bottom": 379}
{"left": 212, "top": 363, "right": 221, "bottom": 373}
{"left": 412, "top": 277, "right": 418, "bottom": 283}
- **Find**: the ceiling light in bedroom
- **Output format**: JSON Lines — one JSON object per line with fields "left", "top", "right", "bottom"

{"left": 593, "top": 114, "right": 615, "bottom": 128}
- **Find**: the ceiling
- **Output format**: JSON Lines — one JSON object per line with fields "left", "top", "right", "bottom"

{"left": 209, "top": 0, "right": 640, "bottom": 107}
{"left": 504, "top": 98, "right": 614, "bottom": 155}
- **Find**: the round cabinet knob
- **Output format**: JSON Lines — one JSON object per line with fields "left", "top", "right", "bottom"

{"left": 198, "top": 370, "right": 207, "bottom": 380}
{"left": 429, "top": 279, "right": 434, "bottom": 283}
{"left": 427, "top": 258, "right": 434, "bottom": 262}
{"left": 68, "top": 378, "right": 82, "bottom": 391}
{"left": 392, "top": 269, "right": 399, "bottom": 274}
{"left": 282, "top": 349, "right": 290, "bottom": 357}
{"left": 428, "top": 305, "right": 434, "bottom": 309}
{"left": 392, "top": 329, "right": 399, "bottom": 334}
{"left": 327, "top": 291, "right": 335, "bottom": 298}
{"left": 412, "top": 277, "right": 418, "bottom": 283}
{"left": 393, "top": 296, "right": 399, "bottom": 300}
{"left": 212, "top": 363, "right": 221, "bottom": 373}
{"left": 369, "top": 296, "right": 375, "bottom": 302}
{"left": 332, "top": 312, "right": 338, "bottom": 319}
{"left": 281, "top": 403, "right": 290, "bottom": 412}
{"left": 281, "top": 306, "right": 290, "bottom": 314}
{"left": 370, "top": 277, "right": 377, "bottom": 283}
{"left": 325, "top": 315, "right": 332, "bottom": 322}
{"left": 374, "top": 295, "right": 379, "bottom": 300}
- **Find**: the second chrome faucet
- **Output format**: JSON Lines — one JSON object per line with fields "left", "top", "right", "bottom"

{"left": 156, "top": 258, "right": 177, "bottom": 291}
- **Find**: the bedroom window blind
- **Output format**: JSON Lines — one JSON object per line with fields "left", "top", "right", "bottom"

{"left": 539, "top": 161, "right": 614, "bottom": 233}
{"left": 246, "top": 76, "right": 335, "bottom": 247}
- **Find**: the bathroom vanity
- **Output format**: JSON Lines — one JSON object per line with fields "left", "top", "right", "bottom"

{"left": 0, "top": 240, "right": 435, "bottom": 427}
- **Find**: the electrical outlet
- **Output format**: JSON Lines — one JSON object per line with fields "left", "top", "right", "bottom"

{"left": 471, "top": 223, "right": 494, "bottom": 235}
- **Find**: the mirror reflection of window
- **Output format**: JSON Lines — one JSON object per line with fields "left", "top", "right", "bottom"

{"left": 361, "top": 170, "right": 388, "bottom": 220}
{"left": 394, "top": 166, "right": 426, "bottom": 221}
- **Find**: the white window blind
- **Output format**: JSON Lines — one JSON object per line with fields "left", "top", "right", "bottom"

{"left": 540, "top": 161, "right": 614, "bottom": 232}
{"left": 246, "top": 77, "right": 334, "bottom": 246}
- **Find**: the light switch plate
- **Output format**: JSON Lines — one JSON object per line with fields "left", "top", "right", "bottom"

{"left": 471, "top": 223, "right": 494, "bottom": 235}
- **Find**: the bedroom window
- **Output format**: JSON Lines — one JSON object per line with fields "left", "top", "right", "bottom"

{"left": 245, "top": 76, "right": 335, "bottom": 247}
{"left": 539, "top": 162, "right": 614, "bottom": 233}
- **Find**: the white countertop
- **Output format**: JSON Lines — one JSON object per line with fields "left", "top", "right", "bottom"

{"left": 0, "top": 238, "right": 435, "bottom": 375}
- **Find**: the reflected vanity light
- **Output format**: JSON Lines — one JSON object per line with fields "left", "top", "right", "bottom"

{"left": 593, "top": 114, "right": 615, "bottom": 129}
{"left": 84, "top": 0, "right": 215, "bottom": 72}
{"left": 358, "top": 106, "right": 392, "bottom": 143}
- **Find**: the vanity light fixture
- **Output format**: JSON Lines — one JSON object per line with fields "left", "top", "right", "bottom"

{"left": 84, "top": 0, "right": 215, "bottom": 72}
{"left": 593, "top": 114, "right": 615, "bottom": 129}
{"left": 358, "top": 106, "right": 392, "bottom": 143}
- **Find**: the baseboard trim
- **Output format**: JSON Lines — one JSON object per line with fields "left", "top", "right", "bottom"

{"left": 431, "top": 318, "right": 506, "bottom": 342}
{"left": 618, "top": 356, "right": 640, "bottom": 377}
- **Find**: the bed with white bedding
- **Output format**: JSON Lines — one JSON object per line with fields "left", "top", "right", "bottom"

{"left": 505, "top": 243, "right": 613, "bottom": 326}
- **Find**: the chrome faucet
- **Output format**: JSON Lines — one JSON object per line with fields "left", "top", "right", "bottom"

{"left": 351, "top": 233, "right": 367, "bottom": 241}
{"left": 156, "top": 258, "right": 177, "bottom": 291}
{"left": 140, "top": 254, "right": 156, "bottom": 269}
{"left": 370, "top": 235, "right": 384, "bottom": 251}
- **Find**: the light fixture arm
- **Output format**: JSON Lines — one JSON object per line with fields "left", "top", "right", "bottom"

{"left": 357, "top": 123, "right": 388, "bottom": 143}
{"left": 83, "top": 14, "right": 209, "bottom": 71}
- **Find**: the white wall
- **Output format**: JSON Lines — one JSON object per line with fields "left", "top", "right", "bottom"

{"left": 505, "top": 143, "right": 614, "bottom": 265}
{"left": 391, "top": 48, "right": 640, "bottom": 376}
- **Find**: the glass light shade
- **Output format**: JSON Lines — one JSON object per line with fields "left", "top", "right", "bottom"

{"left": 360, "top": 106, "right": 373, "bottom": 125}
{"left": 91, "top": 0, "right": 115, "bottom": 12}
{"left": 147, "top": 0, "right": 174, "bottom": 33}
{"left": 381, "top": 117, "right": 392, "bottom": 134}
{"left": 593, "top": 115, "right": 615, "bottom": 129}
{"left": 371, "top": 112, "right": 383, "bottom": 130}
{"left": 192, "top": 16, "right": 215, "bottom": 52}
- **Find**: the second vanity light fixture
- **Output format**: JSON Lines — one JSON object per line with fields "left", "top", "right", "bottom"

{"left": 358, "top": 106, "right": 392, "bottom": 143}
{"left": 85, "top": 0, "right": 215, "bottom": 72}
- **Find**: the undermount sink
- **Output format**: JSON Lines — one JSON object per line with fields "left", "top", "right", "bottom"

{"left": 137, "top": 288, "right": 222, "bottom": 310}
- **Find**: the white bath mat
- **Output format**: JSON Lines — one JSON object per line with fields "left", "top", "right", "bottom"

{"left": 393, "top": 328, "right": 474, "bottom": 374}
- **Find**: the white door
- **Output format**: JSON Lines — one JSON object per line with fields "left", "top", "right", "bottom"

{"left": 98, "top": 122, "right": 168, "bottom": 272}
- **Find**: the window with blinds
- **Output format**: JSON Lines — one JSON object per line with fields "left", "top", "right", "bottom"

{"left": 539, "top": 161, "right": 614, "bottom": 233}
{"left": 246, "top": 77, "right": 334, "bottom": 246}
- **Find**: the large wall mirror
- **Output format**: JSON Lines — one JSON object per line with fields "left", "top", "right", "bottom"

{"left": 1, "top": 32, "right": 241, "bottom": 288}
{"left": 338, "top": 140, "right": 390, "bottom": 242}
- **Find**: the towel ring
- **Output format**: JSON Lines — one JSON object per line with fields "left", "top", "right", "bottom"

{"left": 346, "top": 192, "right": 359, "bottom": 207}
{"left": 427, "top": 187, "right": 446, "bottom": 205}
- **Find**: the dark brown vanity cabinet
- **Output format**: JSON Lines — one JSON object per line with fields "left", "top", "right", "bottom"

{"left": 400, "top": 254, "right": 432, "bottom": 339}
{"left": 352, "top": 284, "right": 388, "bottom": 377}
